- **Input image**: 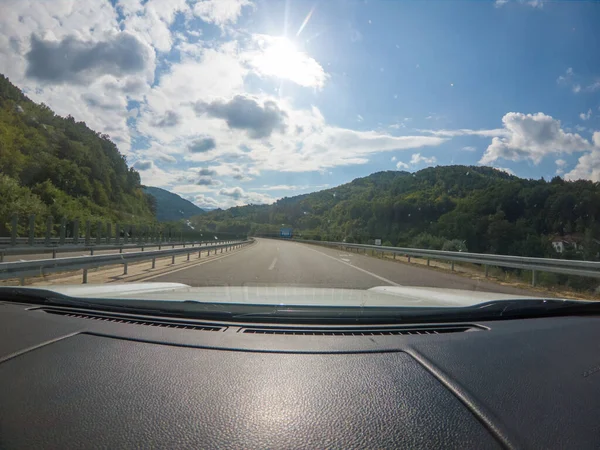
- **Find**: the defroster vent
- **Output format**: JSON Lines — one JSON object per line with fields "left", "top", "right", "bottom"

{"left": 42, "top": 309, "right": 225, "bottom": 332}
{"left": 241, "top": 325, "right": 481, "bottom": 336}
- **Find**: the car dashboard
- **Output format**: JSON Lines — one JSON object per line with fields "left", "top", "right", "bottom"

{"left": 1, "top": 300, "right": 599, "bottom": 449}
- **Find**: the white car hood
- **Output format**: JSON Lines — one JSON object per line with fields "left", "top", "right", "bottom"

{"left": 25, "top": 283, "right": 544, "bottom": 308}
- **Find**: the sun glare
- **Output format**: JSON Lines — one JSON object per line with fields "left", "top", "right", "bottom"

{"left": 250, "top": 36, "right": 326, "bottom": 89}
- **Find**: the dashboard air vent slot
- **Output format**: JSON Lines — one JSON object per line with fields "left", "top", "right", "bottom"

{"left": 42, "top": 309, "right": 225, "bottom": 332}
{"left": 241, "top": 325, "right": 480, "bottom": 336}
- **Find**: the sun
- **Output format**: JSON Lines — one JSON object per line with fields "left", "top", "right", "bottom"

{"left": 250, "top": 36, "right": 326, "bottom": 89}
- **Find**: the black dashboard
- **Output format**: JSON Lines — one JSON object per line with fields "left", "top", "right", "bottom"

{"left": 1, "top": 300, "right": 600, "bottom": 449}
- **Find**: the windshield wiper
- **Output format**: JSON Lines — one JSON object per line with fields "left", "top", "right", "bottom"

{"left": 0, "top": 287, "right": 180, "bottom": 317}
{"left": 2, "top": 288, "right": 599, "bottom": 324}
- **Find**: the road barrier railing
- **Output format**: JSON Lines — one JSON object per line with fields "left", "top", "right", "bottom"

{"left": 0, "top": 240, "right": 231, "bottom": 262}
{"left": 0, "top": 239, "right": 252, "bottom": 285}
{"left": 298, "top": 239, "right": 600, "bottom": 286}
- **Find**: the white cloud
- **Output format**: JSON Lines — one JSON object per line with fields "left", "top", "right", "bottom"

{"left": 557, "top": 67, "right": 600, "bottom": 95}
{"left": 157, "top": 153, "right": 177, "bottom": 163}
{"left": 418, "top": 128, "right": 507, "bottom": 138}
{"left": 193, "top": 0, "right": 252, "bottom": 26}
{"left": 462, "top": 146, "right": 476, "bottom": 152}
{"left": 494, "top": 167, "right": 515, "bottom": 176}
{"left": 255, "top": 184, "right": 329, "bottom": 191}
{"left": 580, "top": 109, "right": 592, "bottom": 121}
{"left": 495, "top": 0, "right": 544, "bottom": 7}
{"left": 479, "top": 112, "right": 593, "bottom": 165}
{"left": 564, "top": 132, "right": 600, "bottom": 181}
{"left": 410, "top": 153, "right": 437, "bottom": 165}
{"left": 587, "top": 81, "right": 600, "bottom": 92}
{"left": 357, "top": 114, "right": 364, "bottom": 122}
{"left": 218, "top": 186, "right": 276, "bottom": 205}
{"left": 396, "top": 161, "right": 409, "bottom": 169}
{"left": 526, "top": 0, "right": 544, "bottom": 8}
{"left": 121, "top": 0, "right": 190, "bottom": 53}
{"left": 555, "top": 158, "right": 567, "bottom": 175}
{"left": 391, "top": 156, "right": 397, "bottom": 161}
{"left": 194, "top": 194, "right": 221, "bottom": 209}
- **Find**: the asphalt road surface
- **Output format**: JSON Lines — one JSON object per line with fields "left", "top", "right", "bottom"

{"left": 149, "top": 238, "right": 536, "bottom": 295}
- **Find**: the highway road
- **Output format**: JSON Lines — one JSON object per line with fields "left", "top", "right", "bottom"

{"left": 147, "top": 238, "right": 537, "bottom": 295}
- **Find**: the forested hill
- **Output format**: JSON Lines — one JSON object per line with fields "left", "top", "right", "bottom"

{"left": 0, "top": 74, "right": 155, "bottom": 233}
{"left": 143, "top": 186, "right": 205, "bottom": 222}
{"left": 190, "top": 166, "right": 600, "bottom": 259}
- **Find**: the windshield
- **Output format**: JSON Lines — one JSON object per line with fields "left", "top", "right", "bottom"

{"left": 1, "top": 0, "right": 599, "bottom": 314}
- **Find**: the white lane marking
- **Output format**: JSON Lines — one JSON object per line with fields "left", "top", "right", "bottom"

{"left": 341, "top": 258, "right": 350, "bottom": 262}
{"left": 303, "top": 246, "right": 400, "bottom": 286}
{"left": 268, "top": 257, "right": 278, "bottom": 270}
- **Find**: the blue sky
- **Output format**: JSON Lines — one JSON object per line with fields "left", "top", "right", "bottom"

{"left": 1, "top": 0, "right": 600, "bottom": 208}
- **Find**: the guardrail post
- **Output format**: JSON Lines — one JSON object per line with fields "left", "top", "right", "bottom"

{"left": 28, "top": 215, "right": 35, "bottom": 246}
{"left": 171, "top": 255, "right": 175, "bottom": 264}
{"left": 60, "top": 217, "right": 66, "bottom": 245}
{"left": 427, "top": 258, "right": 430, "bottom": 266}
{"left": 73, "top": 220, "right": 79, "bottom": 245}
{"left": 82, "top": 269, "right": 88, "bottom": 284}
{"left": 96, "top": 222, "right": 101, "bottom": 245}
{"left": 485, "top": 265, "right": 489, "bottom": 277}
{"left": 407, "top": 256, "right": 411, "bottom": 263}
{"left": 106, "top": 223, "right": 111, "bottom": 245}
{"left": 187, "top": 252, "right": 190, "bottom": 261}
{"left": 10, "top": 214, "right": 17, "bottom": 246}
{"left": 532, "top": 270, "right": 537, "bottom": 287}
{"left": 393, "top": 253, "right": 396, "bottom": 260}
{"left": 85, "top": 221, "right": 91, "bottom": 246}
{"left": 198, "top": 250, "right": 201, "bottom": 258}
{"left": 123, "top": 263, "right": 128, "bottom": 275}
{"left": 45, "top": 216, "right": 52, "bottom": 246}
{"left": 451, "top": 262, "right": 455, "bottom": 271}
{"left": 152, "top": 257, "right": 156, "bottom": 269}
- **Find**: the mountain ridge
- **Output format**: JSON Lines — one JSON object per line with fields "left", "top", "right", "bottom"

{"left": 143, "top": 186, "right": 205, "bottom": 222}
{"left": 190, "top": 165, "right": 600, "bottom": 265}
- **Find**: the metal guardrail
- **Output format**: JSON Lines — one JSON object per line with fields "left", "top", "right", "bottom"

{"left": 0, "top": 239, "right": 252, "bottom": 285}
{"left": 0, "top": 240, "right": 229, "bottom": 262}
{"left": 298, "top": 240, "right": 600, "bottom": 286}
